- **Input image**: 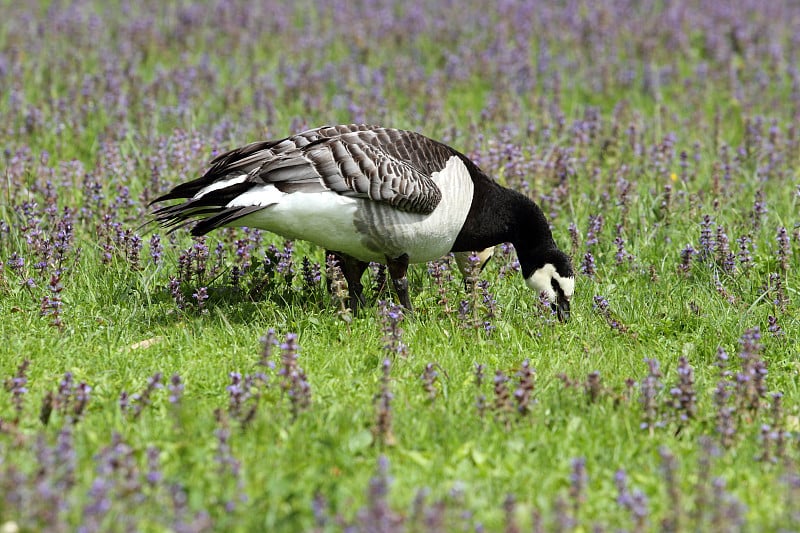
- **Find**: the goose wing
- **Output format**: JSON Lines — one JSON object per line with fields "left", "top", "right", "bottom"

{"left": 153, "top": 125, "right": 461, "bottom": 219}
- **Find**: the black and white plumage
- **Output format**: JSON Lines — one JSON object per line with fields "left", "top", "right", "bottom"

{"left": 151, "top": 124, "right": 574, "bottom": 319}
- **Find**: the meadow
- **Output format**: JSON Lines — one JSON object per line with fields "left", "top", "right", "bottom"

{"left": 1, "top": 1, "right": 799, "bottom": 531}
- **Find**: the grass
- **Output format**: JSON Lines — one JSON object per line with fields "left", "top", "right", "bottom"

{"left": 1, "top": 0, "right": 799, "bottom": 531}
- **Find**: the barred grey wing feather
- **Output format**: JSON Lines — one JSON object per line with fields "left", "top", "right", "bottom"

{"left": 303, "top": 138, "right": 443, "bottom": 214}
{"left": 154, "top": 125, "right": 456, "bottom": 214}
{"left": 204, "top": 124, "right": 379, "bottom": 179}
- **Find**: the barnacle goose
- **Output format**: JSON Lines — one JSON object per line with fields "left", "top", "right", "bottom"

{"left": 151, "top": 124, "right": 574, "bottom": 320}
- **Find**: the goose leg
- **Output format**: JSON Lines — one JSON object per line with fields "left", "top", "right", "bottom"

{"left": 386, "top": 253, "right": 412, "bottom": 311}
{"left": 326, "top": 251, "right": 368, "bottom": 311}
{"left": 341, "top": 255, "right": 369, "bottom": 311}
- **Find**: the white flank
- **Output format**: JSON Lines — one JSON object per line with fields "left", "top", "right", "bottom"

{"left": 228, "top": 155, "right": 475, "bottom": 264}
{"left": 525, "top": 263, "right": 575, "bottom": 303}
{"left": 226, "top": 184, "right": 289, "bottom": 207}
{"left": 194, "top": 174, "right": 248, "bottom": 199}
{"left": 366, "top": 155, "right": 475, "bottom": 262}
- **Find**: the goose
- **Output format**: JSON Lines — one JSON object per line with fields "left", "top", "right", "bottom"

{"left": 151, "top": 124, "right": 574, "bottom": 320}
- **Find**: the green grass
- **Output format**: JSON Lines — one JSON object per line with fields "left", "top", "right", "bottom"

{"left": 2, "top": 215, "right": 797, "bottom": 530}
{"left": 1, "top": 1, "right": 800, "bottom": 531}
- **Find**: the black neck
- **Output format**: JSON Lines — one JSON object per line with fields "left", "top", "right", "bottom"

{"left": 452, "top": 168, "right": 555, "bottom": 257}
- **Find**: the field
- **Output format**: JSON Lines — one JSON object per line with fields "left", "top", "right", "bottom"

{"left": 1, "top": 1, "right": 799, "bottom": 531}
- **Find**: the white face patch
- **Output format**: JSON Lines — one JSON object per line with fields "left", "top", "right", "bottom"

{"left": 524, "top": 263, "right": 575, "bottom": 303}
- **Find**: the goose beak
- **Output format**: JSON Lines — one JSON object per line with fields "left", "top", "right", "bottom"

{"left": 551, "top": 296, "right": 570, "bottom": 322}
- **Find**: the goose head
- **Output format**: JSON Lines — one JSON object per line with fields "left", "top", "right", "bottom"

{"left": 519, "top": 247, "right": 574, "bottom": 322}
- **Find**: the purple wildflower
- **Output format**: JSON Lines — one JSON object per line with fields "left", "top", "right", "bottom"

{"left": 735, "top": 327, "right": 767, "bottom": 415}
{"left": 378, "top": 300, "right": 407, "bottom": 357}
{"left": 715, "top": 225, "right": 735, "bottom": 273}
{"left": 145, "top": 446, "right": 162, "bottom": 487}
{"left": 568, "top": 222, "right": 579, "bottom": 257}
{"left": 40, "top": 272, "right": 64, "bottom": 330}
{"left": 776, "top": 226, "right": 790, "bottom": 274}
{"left": 123, "top": 372, "right": 164, "bottom": 420}
{"left": 766, "top": 393, "right": 787, "bottom": 461}
{"left": 428, "top": 256, "right": 452, "bottom": 312}
{"left": 234, "top": 237, "right": 252, "bottom": 271}
{"left": 491, "top": 243, "right": 516, "bottom": 281}
{"left": 278, "top": 333, "right": 311, "bottom": 419}
{"left": 660, "top": 183, "right": 672, "bottom": 216}
{"left": 126, "top": 232, "right": 142, "bottom": 270}
{"left": 370, "top": 262, "right": 387, "bottom": 296}
{"left": 677, "top": 245, "right": 695, "bottom": 274}
{"left": 639, "top": 358, "right": 664, "bottom": 432}
{"left": 698, "top": 214, "right": 715, "bottom": 259}
{"left": 276, "top": 240, "right": 295, "bottom": 282}
{"left": 420, "top": 363, "right": 440, "bottom": 403}
{"left": 301, "top": 256, "right": 321, "bottom": 290}
{"left": 56, "top": 371, "right": 75, "bottom": 410}
{"left": 715, "top": 403, "right": 737, "bottom": 449}
{"left": 326, "top": 254, "right": 351, "bottom": 322}
{"left": 593, "top": 295, "right": 628, "bottom": 332}
{"left": 355, "top": 455, "right": 398, "bottom": 530}
{"left": 750, "top": 189, "right": 767, "bottom": 230}
{"left": 553, "top": 494, "right": 573, "bottom": 532}
{"left": 477, "top": 279, "right": 497, "bottom": 334}
{"left": 513, "top": 359, "right": 536, "bottom": 415}
{"left": 149, "top": 234, "right": 163, "bottom": 265}
{"left": 767, "top": 315, "right": 784, "bottom": 338}
{"left": 258, "top": 328, "right": 278, "bottom": 373}
{"left": 669, "top": 356, "right": 697, "bottom": 423}
{"left": 229, "top": 264, "right": 242, "bottom": 288}
{"left": 736, "top": 234, "right": 753, "bottom": 272}
{"left": 614, "top": 224, "right": 632, "bottom": 265}
{"left": 585, "top": 214, "right": 603, "bottom": 247}
{"left": 168, "top": 276, "right": 185, "bottom": 311}
{"left": 168, "top": 373, "right": 184, "bottom": 405}
{"left": 579, "top": 214, "right": 603, "bottom": 277}
{"left": 493, "top": 370, "right": 513, "bottom": 427}
{"left": 568, "top": 457, "right": 587, "bottom": 516}
{"left": 659, "top": 447, "right": 680, "bottom": 533}
{"left": 372, "top": 359, "right": 395, "bottom": 446}
{"left": 584, "top": 371, "right": 603, "bottom": 403}
{"left": 710, "top": 478, "right": 745, "bottom": 530}
{"left": 614, "top": 469, "right": 649, "bottom": 532}
{"left": 768, "top": 272, "right": 788, "bottom": 310}
{"left": 503, "top": 493, "right": 522, "bottom": 533}
{"left": 40, "top": 391, "right": 54, "bottom": 426}
{"left": 7, "top": 252, "right": 25, "bottom": 274}
{"left": 213, "top": 409, "right": 247, "bottom": 512}
{"left": 713, "top": 346, "right": 736, "bottom": 447}
{"left": 214, "top": 242, "right": 225, "bottom": 274}
{"left": 191, "top": 238, "right": 209, "bottom": 283}
{"left": 580, "top": 251, "right": 596, "bottom": 277}
{"left": 192, "top": 286, "right": 209, "bottom": 313}
{"left": 616, "top": 174, "right": 632, "bottom": 217}
{"left": 694, "top": 438, "right": 717, "bottom": 524}
{"left": 5, "top": 359, "right": 30, "bottom": 424}
{"left": 312, "top": 491, "right": 329, "bottom": 530}
{"left": 227, "top": 372, "right": 246, "bottom": 419}
{"left": 72, "top": 382, "right": 91, "bottom": 422}
{"left": 459, "top": 251, "right": 485, "bottom": 329}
